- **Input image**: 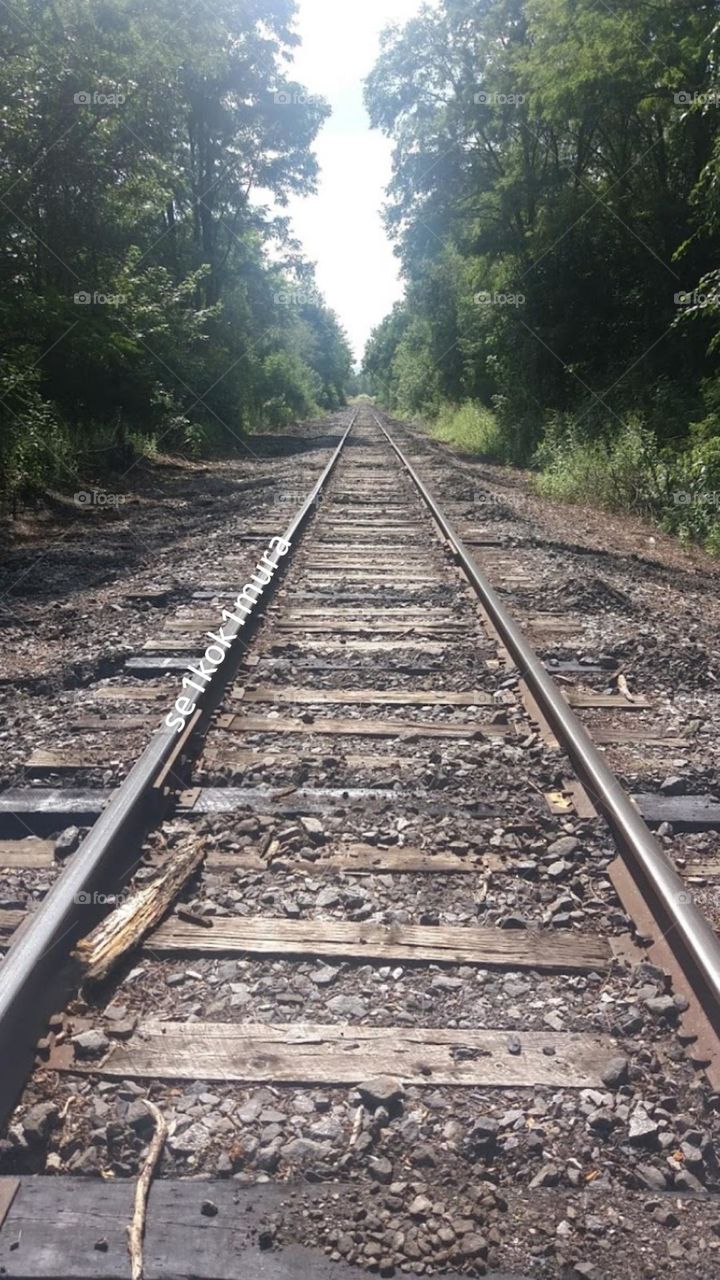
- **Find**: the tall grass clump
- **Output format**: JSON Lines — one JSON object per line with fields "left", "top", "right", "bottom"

{"left": 431, "top": 401, "right": 513, "bottom": 463}
{"left": 533, "top": 414, "right": 667, "bottom": 513}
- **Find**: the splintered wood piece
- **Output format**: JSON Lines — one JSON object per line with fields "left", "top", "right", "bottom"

{"left": 0, "top": 839, "right": 54, "bottom": 868}
{"left": 77, "top": 1021, "right": 616, "bottom": 1088}
{"left": 236, "top": 686, "right": 493, "bottom": 707}
{"left": 128, "top": 1102, "right": 168, "bottom": 1280}
{"left": 73, "top": 841, "right": 206, "bottom": 982}
{"left": 226, "top": 715, "right": 488, "bottom": 740}
{"left": 146, "top": 916, "right": 611, "bottom": 972}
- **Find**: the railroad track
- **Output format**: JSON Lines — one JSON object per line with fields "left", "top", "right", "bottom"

{"left": 1, "top": 405, "right": 720, "bottom": 1279}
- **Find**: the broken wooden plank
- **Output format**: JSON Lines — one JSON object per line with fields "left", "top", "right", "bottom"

{"left": 226, "top": 714, "right": 490, "bottom": 739}
{"left": 147, "top": 916, "right": 611, "bottom": 971}
{"left": 69, "top": 1021, "right": 616, "bottom": 1088}
{"left": 73, "top": 840, "right": 206, "bottom": 983}
{"left": 236, "top": 686, "right": 493, "bottom": 707}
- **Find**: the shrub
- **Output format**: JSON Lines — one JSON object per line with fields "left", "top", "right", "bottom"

{"left": 0, "top": 360, "right": 76, "bottom": 500}
{"left": 533, "top": 415, "right": 668, "bottom": 513}
{"left": 663, "top": 437, "right": 720, "bottom": 548}
{"left": 431, "top": 401, "right": 513, "bottom": 463}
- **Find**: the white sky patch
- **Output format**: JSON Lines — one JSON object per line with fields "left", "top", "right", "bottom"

{"left": 284, "top": 0, "right": 428, "bottom": 362}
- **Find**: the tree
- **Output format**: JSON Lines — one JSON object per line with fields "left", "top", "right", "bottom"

{"left": 0, "top": 0, "right": 352, "bottom": 496}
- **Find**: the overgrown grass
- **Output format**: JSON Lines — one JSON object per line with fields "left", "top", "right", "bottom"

{"left": 420, "top": 398, "right": 720, "bottom": 554}
{"left": 533, "top": 414, "right": 720, "bottom": 553}
{"left": 533, "top": 415, "right": 666, "bottom": 512}
{"left": 430, "top": 401, "right": 512, "bottom": 462}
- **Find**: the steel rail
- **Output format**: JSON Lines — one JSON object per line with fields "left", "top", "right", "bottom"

{"left": 373, "top": 410, "right": 720, "bottom": 1036}
{"left": 0, "top": 408, "right": 359, "bottom": 1106}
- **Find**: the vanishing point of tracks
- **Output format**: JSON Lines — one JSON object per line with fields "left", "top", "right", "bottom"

{"left": 1, "top": 406, "right": 720, "bottom": 1279}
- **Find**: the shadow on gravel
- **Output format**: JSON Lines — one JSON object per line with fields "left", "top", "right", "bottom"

{"left": 249, "top": 430, "right": 344, "bottom": 457}
{"left": 518, "top": 536, "right": 720, "bottom": 591}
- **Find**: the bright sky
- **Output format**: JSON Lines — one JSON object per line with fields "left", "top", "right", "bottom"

{"left": 285, "top": 0, "right": 427, "bottom": 363}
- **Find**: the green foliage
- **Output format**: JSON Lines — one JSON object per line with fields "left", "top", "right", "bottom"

{"left": 362, "top": 0, "right": 720, "bottom": 547}
{"left": 0, "top": 0, "right": 352, "bottom": 500}
{"left": 257, "top": 352, "right": 321, "bottom": 427}
{"left": 533, "top": 416, "right": 667, "bottom": 513}
{"left": 0, "top": 361, "right": 76, "bottom": 498}
{"left": 431, "top": 402, "right": 511, "bottom": 463}
{"left": 663, "top": 437, "right": 720, "bottom": 550}
{"left": 533, "top": 416, "right": 720, "bottom": 551}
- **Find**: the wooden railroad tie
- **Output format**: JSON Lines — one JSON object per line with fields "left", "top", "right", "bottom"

{"left": 145, "top": 915, "right": 612, "bottom": 972}
{"left": 58, "top": 1021, "right": 619, "bottom": 1089}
